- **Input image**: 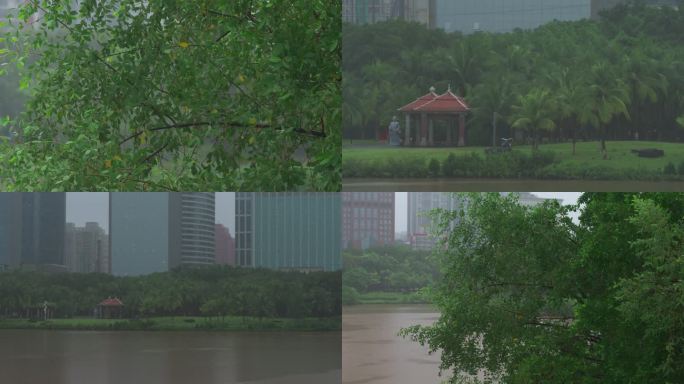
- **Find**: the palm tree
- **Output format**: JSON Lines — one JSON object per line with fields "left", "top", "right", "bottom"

{"left": 546, "top": 68, "right": 587, "bottom": 155}
{"left": 358, "top": 61, "right": 396, "bottom": 139}
{"left": 443, "top": 39, "right": 484, "bottom": 96}
{"left": 471, "top": 78, "right": 515, "bottom": 147}
{"left": 510, "top": 88, "right": 556, "bottom": 150}
{"left": 578, "top": 62, "right": 631, "bottom": 159}
{"left": 621, "top": 50, "right": 668, "bottom": 140}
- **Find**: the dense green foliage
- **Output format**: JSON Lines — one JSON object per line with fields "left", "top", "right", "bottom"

{"left": 0, "top": 68, "right": 25, "bottom": 139}
{"left": 0, "top": 267, "right": 341, "bottom": 319}
{"left": 0, "top": 0, "right": 340, "bottom": 191}
{"left": 344, "top": 150, "right": 558, "bottom": 179}
{"left": 342, "top": 246, "right": 438, "bottom": 304}
{"left": 343, "top": 5, "right": 684, "bottom": 153}
{"left": 401, "top": 193, "right": 684, "bottom": 383}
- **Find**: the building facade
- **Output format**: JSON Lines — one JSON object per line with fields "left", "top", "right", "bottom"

{"left": 407, "top": 192, "right": 554, "bottom": 250}
{"left": 343, "top": 0, "right": 435, "bottom": 26}
{"left": 215, "top": 223, "right": 236, "bottom": 266}
{"left": 344, "top": 0, "right": 679, "bottom": 32}
{"left": 0, "top": 193, "right": 66, "bottom": 270}
{"left": 65, "top": 222, "right": 109, "bottom": 273}
{"left": 342, "top": 192, "right": 395, "bottom": 250}
{"left": 407, "top": 192, "right": 461, "bottom": 250}
{"left": 178, "top": 193, "right": 216, "bottom": 267}
{"left": 21, "top": 193, "right": 67, "bottom": 267}
{"left": 235, "top": 193, "right": 341, "bottom": 271}
{"left": 109, "top": 192, "right": 215, "bottom": 276}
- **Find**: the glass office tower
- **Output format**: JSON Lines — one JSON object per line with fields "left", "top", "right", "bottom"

{"left": 109, "top": 192, "right": 216, "bottom": 276}
{"left": 236, "top": 193, "right": 341, "bottom": 271}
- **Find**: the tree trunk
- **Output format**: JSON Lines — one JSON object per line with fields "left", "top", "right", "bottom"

{"left": 601, "top": 136, "right": 607, "bottom": 160}
{"left": 571, "top": 124, "right": 577, "bottom": 155}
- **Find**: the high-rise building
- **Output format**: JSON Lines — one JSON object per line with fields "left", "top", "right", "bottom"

{"left": 65, "top": 222, "right": 109, "bottom": 273}
{"left": 342, "top": 192, "right": 395, "bottom": 250}
{"left": 0, "top": 193, "right": 66, "bottom": 270}
{"left": 344, "top": 0, "right": 679, "bottom": 32}
{"left": 178, "top": 193, "right": 216, "bottom": 267}
{"left": 235, "top": 193, "right": 341, "bottom": 271}
{"left": 407, "top": 192, "right": 555, "bottom": 250}
{"left": 407, "top": 192, "right": 461, "bottom": 250}
{"left": 512, "top": 192, "right": 555, "bottom": 206}
{"left": 21, "top": 193, "right": 67, "bottom": 267}
{"left": 215, "top": 224, "right": 236, "bottom": 266}
{"left": 343, "top": 0, "right": 435, "bottom": 27}
{"left": 109, "top": 192, "right": 215, "bottom": 276}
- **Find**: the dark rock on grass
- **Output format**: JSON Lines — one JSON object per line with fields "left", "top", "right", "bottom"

{"left": 631, "top": 148, "right": 665, "bottom": 158}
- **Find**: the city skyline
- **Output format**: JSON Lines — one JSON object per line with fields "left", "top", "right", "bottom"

{"left": 65, "top": 192, "right": 235, "bottom": 233}
{"left": 394, "top": 192, "right": 581, "bottom": 233}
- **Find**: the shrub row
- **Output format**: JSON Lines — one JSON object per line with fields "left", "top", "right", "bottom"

{"left": 343, "top": 151, "right": 557, "bottom": 179}
{"left": 344, "top": 150, "right": 684, "bottom": 180}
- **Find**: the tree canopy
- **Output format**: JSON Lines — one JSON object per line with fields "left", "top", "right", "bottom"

{"left": 0, "top": 266, "right": 341, "bottom": 319}
{"left": 401, "top": 192, "right": 684, "bottom": 383}
{"left": 343, "top": 5, "right": 684, "bottom": 152}
{"left": 343, "top": 245, "right": 439, "bottom": 293}
{"left": 0, "top": 0, "right": 340, "bottom": 191}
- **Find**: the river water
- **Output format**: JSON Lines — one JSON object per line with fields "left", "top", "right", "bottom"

{"left": 343, "top": 178, "right": 684, "bottom": 192}
{"left": 0, "top": 330, "right": 341, "bottom": 384}
{"left": 343, "top": 304, "right": 443, "bottom": 384}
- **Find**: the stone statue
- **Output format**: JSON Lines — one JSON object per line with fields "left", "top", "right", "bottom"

{"left": 388, "top": 116, "right": 401, "bottom": 146}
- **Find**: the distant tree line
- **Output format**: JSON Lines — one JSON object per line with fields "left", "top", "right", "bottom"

{"left": 343, "top": 4, "right": 684, "bottom": 153}
{"left": 343, "top": 245, "right": 439, "bottom": 294}
{"left": 0, "top": 267, "right": 341, "bottom": 319}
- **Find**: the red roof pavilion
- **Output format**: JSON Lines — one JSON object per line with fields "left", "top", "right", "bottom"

{"left": 398, "top": 90, "right": 439, "bottom": 112}
{"left": 399, "top": 89, "right": 470, "bottom": 114}
{"left": 398, "top": 87, "right": 471, "bottom": 147}
{"left": 98, "top": 297, "right": 124, "bottom": 307}
{"left": 96, "top": 297, "right": 124, "bottom": 319}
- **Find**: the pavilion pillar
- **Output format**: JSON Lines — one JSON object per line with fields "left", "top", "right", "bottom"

{"left": 446, "top": 117, "right": 453, "bottom": 146}
{"left": 428, "top": 118, "right": 434, "bottom": 146}
{"left": 404, "top": 114, "right": 411, "bottom": 146}
{"left": 458, "top": 113, "right": 466, "bottom": 147}
{"left": 420, "top": 113, "right": 428, "bottom": 147}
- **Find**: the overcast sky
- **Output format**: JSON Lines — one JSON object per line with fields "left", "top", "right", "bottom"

{"left": 395, "top": 192, "right": 582, "bottom": 233}
{"left": 65, "top": 192, "right": 582, "bottom": 235}
{"left": 66, "top": 193, "right": 235, "bottom": 233}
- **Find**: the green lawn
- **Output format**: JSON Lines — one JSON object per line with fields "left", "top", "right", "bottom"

{"left": 343, "top": 141, "right": 684, "bottom": 179}
{"left": 0, "top": 316, "right": 341, "bottom": 332}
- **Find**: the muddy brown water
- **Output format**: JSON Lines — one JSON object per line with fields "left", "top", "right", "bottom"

{"left": 0, "top": 330, "right": 341, "bottom": 384}
{"left": 343, "top": 304, "right": 445, "bottom": 384}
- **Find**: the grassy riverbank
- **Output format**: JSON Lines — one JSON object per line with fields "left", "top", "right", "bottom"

{"left": 359, "top": 292, "right": 429, "bottom": 304}
{"left": 344, "top": 291, "right": 430, "bottom": 305}
{"left": 0, "top": 316, "right": 341, "bottom": 332}
{"left": 343, "top": 141, "right": 684, "bottom": 180}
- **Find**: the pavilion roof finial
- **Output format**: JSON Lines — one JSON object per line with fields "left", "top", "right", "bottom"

{"left": 429, "top": 85, "right": 436, "bottom": 93}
